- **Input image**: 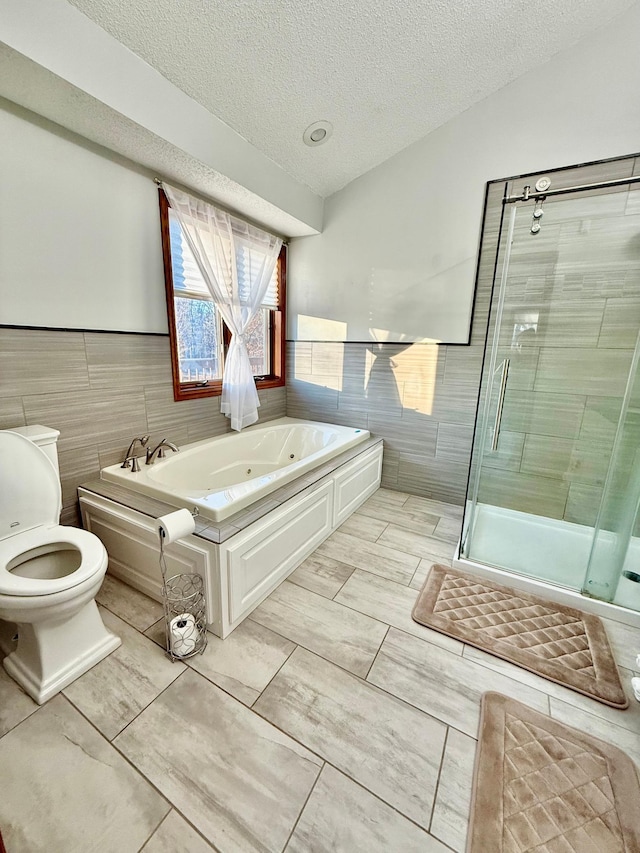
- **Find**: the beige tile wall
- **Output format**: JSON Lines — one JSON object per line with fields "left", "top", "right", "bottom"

{"left": 0, "top": 328, "right": 286, "bottom": 525}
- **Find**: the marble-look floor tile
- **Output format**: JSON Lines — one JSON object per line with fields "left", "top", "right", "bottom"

{"left": 254, "top": 647, "right": 447, "bottom": 830}
{"left": 335, "top": 569, "right": 463, "bottom": 654}
{"left": 250, "top": 581, "right": 387, "bottom": 677}
{"left": 379, "top": 525, "right": 458, "bottom": 563}
{"left": 186, "top": 618, "right": 295, "bottom": 705}
{"left": 143, "top": 616, "right": 167, "bottom": 648}
{"left": 317, "top": 530, "right": 419, "bottom": 585}
{"left": 365, "top": 487, "right": 410, "bottom": 507}
{"left": 141, "top": 810, "right": 214, "bottom": 852}
{"left": 357, "top": 498, "right": 439, "bottom": 534}
{"left": 430, "top": 728, "right": 477, "bottom": 853}
{"left": 404, "top": 495, "right": 464, "bottom": 520}
{"left": 549, "top": 696, "right": 640, "bottom": 769}
{"left": 286, "top": 764, "right": 449, "bottom": 853}
{"left": 0, "top": 695, "right": 169, "bottom": 852}
{"left": 462, "top": 645, "right": 640, "bottom": 736}
{"left": 410, "top": 550, "right": 457, "bottom": 589}
{"left": 367, "top": 628, "right": 549, "bottom": 737}
{"left": 96, "top": 573, "right": 164, "bottom": 631}
{"left": 432, "top": 515, "right": 462, "bottom": 543}
{"left": 0, "top": 662, "right": 38, "bottom": 738}
{"left": 600, "top": 617, "right": 640, "bottom": 671}
{"left": 287, "top": 553, "right": 355, "bottom": 599}
{"left": 338, "top": 512, "right": 388, "bottom": 541}
{"left": 115, "top": 669, "right": 321, "bottom": 853}
{"left": 63, "top": 608, "right": 185, "bottom": 740}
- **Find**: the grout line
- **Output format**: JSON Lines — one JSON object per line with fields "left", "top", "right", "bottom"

{"left": 136, "top": 809, "right": 171, "bottom": 853}
{"left": 280, "top": 761, "right": 325, "bottom": 851}
{"left": 363, "top": 625, "right": 389, "bottom": 681}
{"left": 329, "top": 567, "right": 356, "bottom": 601}
{"left": 81, "top": 330, "right": 92, "bottom": 388}
{"left": 428, "top": 725, "right": 451, "bottom": 836}
{"left": 0, "top": 691, "right": 41, "bottom": 741}
{"left": 248, "top": 638, "right": 298, "bottom": 709}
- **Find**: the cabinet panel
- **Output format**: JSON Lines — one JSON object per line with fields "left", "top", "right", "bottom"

{"left": 225, "top": 482, "right": 333, "bottom": 622}
{"left": 79, "top": 494, "right": 217, "bottom": 627}
{"left": 333, "top": 446, "right": 383, "bottom": 526}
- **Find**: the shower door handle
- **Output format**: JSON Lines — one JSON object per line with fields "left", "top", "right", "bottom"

{"left": 491, "top": 358, "right": 510, "bottom": 452}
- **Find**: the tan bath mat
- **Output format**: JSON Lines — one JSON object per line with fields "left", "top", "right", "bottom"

{"left": 468, "top": 692, "right": 640, "bottom": 852}
{"left": 412, "top": 565, "right": 628, "bottom": 708}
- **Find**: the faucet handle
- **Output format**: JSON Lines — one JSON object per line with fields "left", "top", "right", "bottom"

{"left": 121, "top": 454, "right": 142, "bottom": 472}
{"left": 122, "top": 434, "right": 151, "bottom": 469}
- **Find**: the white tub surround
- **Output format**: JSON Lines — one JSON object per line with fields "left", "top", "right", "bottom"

{"left": 100, "top": 418, "right": 370, "bottom": 522}
{"left": 80, "top": 433, "right": 382, "bottom": 638}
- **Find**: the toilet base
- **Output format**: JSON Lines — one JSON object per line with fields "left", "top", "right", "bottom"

{"left": 2, "top": 600, "right": 121, "bottom": 704}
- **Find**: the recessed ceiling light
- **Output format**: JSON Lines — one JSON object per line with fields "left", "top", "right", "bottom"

{"left": 303, "top": 120, "right": 333, "bottom": 147}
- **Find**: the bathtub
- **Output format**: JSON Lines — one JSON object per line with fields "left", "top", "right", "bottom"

{"left": 100, "top": 417, "right": 370, "bottom": 522}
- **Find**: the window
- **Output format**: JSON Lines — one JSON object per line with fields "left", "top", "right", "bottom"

{"left": 159, "top": 190, "right": 286, "bottom": 401}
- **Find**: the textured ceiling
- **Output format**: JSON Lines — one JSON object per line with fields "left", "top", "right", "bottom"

{"left": 66, "top": 0, "right": 634, "bottom": 197}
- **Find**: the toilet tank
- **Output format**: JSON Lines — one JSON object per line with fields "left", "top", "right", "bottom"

{"left": 9, "top": 425, "right": 61, "bottom": 475}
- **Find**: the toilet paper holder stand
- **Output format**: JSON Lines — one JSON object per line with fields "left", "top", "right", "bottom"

{"left": 158, "top": 508, "right": 208, "bottom": 662}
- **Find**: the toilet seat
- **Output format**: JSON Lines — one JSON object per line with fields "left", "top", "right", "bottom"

{"left": 0, "top": 525, "right": 107, "bottom": 596}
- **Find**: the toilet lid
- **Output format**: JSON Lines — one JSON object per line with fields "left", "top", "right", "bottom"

{"left": 0, "top": 431, "right": 61, "bottom": 540}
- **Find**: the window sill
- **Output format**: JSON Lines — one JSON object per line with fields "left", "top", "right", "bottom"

{"left": 173, "top": 375, "right": 285, "bottom": 402}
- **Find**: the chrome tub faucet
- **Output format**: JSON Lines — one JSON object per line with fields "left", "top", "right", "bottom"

{"left": 146, "top": 438, "right": 179, "bottom": 465}
{"left": 121, "top": 434, "right": 150, "bottom": 473}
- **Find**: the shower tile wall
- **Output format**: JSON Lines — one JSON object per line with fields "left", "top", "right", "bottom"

{"left": 0, "top": 327, "right": 286, "bottom": 526}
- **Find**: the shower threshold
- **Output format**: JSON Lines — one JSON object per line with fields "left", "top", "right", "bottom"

{"left": 455, "top": 503, "right": 640, "bottom": 628}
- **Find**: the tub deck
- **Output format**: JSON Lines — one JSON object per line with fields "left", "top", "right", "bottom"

{"left": 83, "top": 435, "right": 382, "bottom": 545}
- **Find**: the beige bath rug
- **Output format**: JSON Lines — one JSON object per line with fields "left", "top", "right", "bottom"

{"left": 468, "top": 692, "right": 640, "bottom": 852}
{"left": 412, "top": 565, "right": 628, "bottom": 708}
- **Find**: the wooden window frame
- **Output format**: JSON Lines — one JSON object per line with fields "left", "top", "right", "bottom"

{"left": 159, "top": 189, "right": 286, "bottom": 402}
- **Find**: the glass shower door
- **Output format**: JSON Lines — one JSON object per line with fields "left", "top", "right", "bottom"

{"left": 462, "top": 181, "right": 640, "bottom": 599}
{"left": 582, "top": 340, "right": 640, "bottom": 610}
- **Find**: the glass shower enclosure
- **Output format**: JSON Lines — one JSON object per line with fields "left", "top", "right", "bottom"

{"left": 460, "top": 157, "right": 640, "bottom": 616}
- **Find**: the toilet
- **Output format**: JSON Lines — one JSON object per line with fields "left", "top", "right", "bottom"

{"left": 0, "top": 425, "right": 120, "bottom": 704}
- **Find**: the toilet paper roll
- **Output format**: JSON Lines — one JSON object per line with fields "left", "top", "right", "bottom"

{"left": 156, "top": 508, "right": 196, "bottom": 544}
{"left": 169, "top": 612, "right": 199, "bottom": 657}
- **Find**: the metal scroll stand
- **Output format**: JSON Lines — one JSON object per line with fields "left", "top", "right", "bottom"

{"left": 158, "top": 509, "right": 208, "bottom": 662}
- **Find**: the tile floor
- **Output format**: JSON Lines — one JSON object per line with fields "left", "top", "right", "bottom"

{"left": 1, "top": 487, "right": 639, "bottom": 852}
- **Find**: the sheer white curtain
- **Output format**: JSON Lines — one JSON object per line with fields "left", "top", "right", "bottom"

{"left": 163, "top": 183, "right": 283, "bottom": 431}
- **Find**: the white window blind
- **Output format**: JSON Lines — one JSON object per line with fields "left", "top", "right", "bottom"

{"left": 169, "top": 209, "right": 279, "bottom": 307}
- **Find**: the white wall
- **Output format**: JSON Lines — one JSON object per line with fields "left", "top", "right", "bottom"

{"left": 288, "top": 2, "right": 640, "bottom": 344}
{"left": 0, "top": 103, "right": 167, "bottom": 333}
{"left": 0, "top": 0, "right": 323, "bottom": 236}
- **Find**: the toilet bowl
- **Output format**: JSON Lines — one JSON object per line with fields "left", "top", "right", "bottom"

{"left": 0, "top": 427, "right": 120, "bottom": 704}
